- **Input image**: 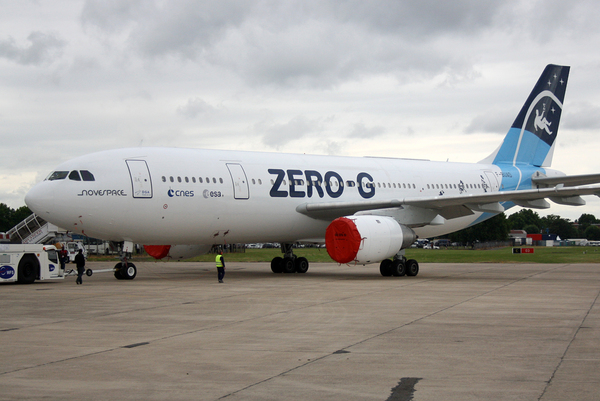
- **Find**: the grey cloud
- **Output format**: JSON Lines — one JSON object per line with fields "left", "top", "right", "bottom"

{"left": 0, "top": 31, "right": 65, "bottom": 65}
{"left": 465, "top": 109, "right": 515, "bottom": 135}
{"left": 177, "top": 98, "right": 218, "bottom": 119}
{"left": 256, "top": 115, "right": 324, "bottom": 149}
{"left": 563, "top": 102, "right": 600, "bottom": 131}
{"left": 76, "top": 0, "right": 600, "bottom": 91}
{"left": 81, "top": 0, "right": 150, "bottom": 33}
{"left": 77, "top": 0, "right": 497, "bottom": 87}
{"left": 348, "top": 122, "right": 386, "bottom": 138}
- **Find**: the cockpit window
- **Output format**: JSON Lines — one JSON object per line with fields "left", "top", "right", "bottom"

{"left": 80, "top": 170, "right": 95, "bottom": 181}
{"left": 47, "top": 171, "right": 69, "bottom": 181}
{"left": 69, "top": 170, "right": 81, "bottom": 181}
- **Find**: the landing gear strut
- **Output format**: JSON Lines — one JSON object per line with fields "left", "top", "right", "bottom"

{"left": 270, "top": 243, "right": 309, "bottom": 274}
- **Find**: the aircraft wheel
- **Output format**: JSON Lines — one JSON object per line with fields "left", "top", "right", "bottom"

{"left": 17, "top": 255, "right": 38, "bottom": 284}
{"left": 391, "top": 259, "right": 406, "bottom": 277}
{"left": 406, "top": 259, "right": 419, "bottom": 276}
{"left": 281, "top": 257, "right": 296, "bottom": 273}
{"left": 120, "top": 263, "right": 137, "bottom": 280}
{"left": 379, "top": 259, "right": 393, "bottom": 277}
{"left": 271, "top": 257, "right": 283, "bottom": 273}
{"left": 86, "top": 269, "right": 93, "bottom": 277}
{"left": 295, "top": 257, "right": 309, "bottom": 273}
{"left": 114, "top": 263, "right": 124, "bottom": 280}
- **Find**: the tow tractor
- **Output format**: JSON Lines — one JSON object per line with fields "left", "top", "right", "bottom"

{"left": 0, "top": 244, "right": 94, "bottom": 284}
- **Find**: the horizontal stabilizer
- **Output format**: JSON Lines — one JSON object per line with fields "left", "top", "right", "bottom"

{"left": 532, "top": 173, "right": 600, "bottom": 187}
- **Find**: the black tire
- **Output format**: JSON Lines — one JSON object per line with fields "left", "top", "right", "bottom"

{"left": 282, "top": 257, "right": 296, "bottom": 273}
{"left": 379, "top": 259, "right": 393, "bottom": 276}
{"left": 295, "top": 257, "right": 309, "bottom": 273}
{"left": 271, "top": 257, "right": 283, "bottom": 273}
{"left": 17, "top": 255, "right": 38, "bottom": 284}
{"left": 406, "top": 259, "right": 419, "bottom": 276}
{"left": 114, "top": 263, "right": 124, "bottom": 280}
{"left": 86, "top": 269, "right": 93, "bottom": 277}
{"left": 391, "top": 259, "right": 406, "bottom": 277}
{"left": 120, "top": 263, "right": 137, "bottom": 280}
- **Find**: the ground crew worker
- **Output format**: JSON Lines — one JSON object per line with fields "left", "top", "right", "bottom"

{"left": 75, "top": 249, "right": 85, "bottom": 285}
{"left": 215, "top": 251, "right": 225, "bottom": 283}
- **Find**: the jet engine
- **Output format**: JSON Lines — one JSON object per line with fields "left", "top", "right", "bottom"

{"left": 325, "top": 216, "right": 416, "bottom": 264}
{"left": 144, "top": 244, "right": 212, "bottom": 260}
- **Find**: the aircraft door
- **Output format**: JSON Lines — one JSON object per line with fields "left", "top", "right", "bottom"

{"left": 126, "top": 160, "right": 153, "bottom": 198}
{"left": 226, "top": 163, "right": 249, "bottom": 200}
{"left": 483, "top": 171, "right": 500, "bottom": 193}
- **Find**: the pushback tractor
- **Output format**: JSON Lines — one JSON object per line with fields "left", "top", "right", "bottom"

{"left": 0, "top": 244, "right": 65, "bottom": 284}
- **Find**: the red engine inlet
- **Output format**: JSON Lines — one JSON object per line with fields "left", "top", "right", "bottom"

{"left": 325, "top": 217, "right": 363, "bottom": 264}
{"left": 144, "top": 245, "right": 171, "bottom": 259}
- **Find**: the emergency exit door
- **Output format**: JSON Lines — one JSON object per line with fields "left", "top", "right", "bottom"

{"left": 226, "top": 163, "right": 249, "bottom": 200}
{"left": 126, "top": 160, "right": 153, "bottom": 198}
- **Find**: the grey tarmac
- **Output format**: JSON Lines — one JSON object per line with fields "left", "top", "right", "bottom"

{"left": 1, "top": 261, "right": 599, "bottom": 400}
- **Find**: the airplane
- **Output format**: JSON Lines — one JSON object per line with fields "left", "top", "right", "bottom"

{"left": 24, "top": 64, "right": 600, "bottom": 280}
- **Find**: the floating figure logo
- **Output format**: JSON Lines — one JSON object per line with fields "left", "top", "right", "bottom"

{"left": 534, "top": 109, "right": 553, "bottom": 135}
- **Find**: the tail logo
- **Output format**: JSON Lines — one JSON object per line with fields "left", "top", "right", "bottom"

{"left": 534, "top": 107, "right": 553, "bottom": 135}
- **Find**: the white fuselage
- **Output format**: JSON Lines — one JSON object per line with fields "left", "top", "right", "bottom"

{"left": 26, "top": 147, "right": 506, "bottom": 246}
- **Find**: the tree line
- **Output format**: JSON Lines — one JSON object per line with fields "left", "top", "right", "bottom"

{"left": 0, "top": 203, "right": 32, "bottom": 232}
{"left": 447, "top": 210, "right": 600, "bottom": 244}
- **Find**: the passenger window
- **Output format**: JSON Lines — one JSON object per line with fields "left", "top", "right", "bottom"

{"left": 170, "top": 176, "right": 174, "bottom": 182}
{"left": 47, "top": 171, "right": 69, "bottom": 180}
{"left": 185, "top": 177, "right": 189, "bottom": 183}
{"left": 219, "top": 178, "right": 223, "bottom": 184}
{"left": 192, "top": 177, "right": 196, "bottom": 183}
{"left": 258, "top": 179, "right": 262, "bottom": 185}
{"left": 162, "top": 176, "right": 166, "bottom": 182}
{"left": 80, "top": 170, "right": 95, "bottom": 181}
{"left": 252, "top": 179, "right": 256, "bottom": 185}
{"left": 177, "top": 177, "right": 182, "bottom": 183}
{"left": 199, "top": 177, "right": 203, "bottom": 183}
{"left": 69, "top": 170, "right": 81, "bottom": 181}
{"left": 212, "top": 178, "right": 216, "bottom": 184}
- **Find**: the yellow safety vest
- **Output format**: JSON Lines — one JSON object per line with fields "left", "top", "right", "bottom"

{"left": 215, "top": 254, "right": 223, "bottom": 268}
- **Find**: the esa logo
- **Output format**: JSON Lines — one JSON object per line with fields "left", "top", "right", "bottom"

{"left": 167, "top": 189, "right": 195, "bottom": 198}
{"left": 0, "top": 265, "right": 15, "bottom": 279}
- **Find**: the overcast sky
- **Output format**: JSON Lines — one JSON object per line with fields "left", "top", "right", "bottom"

{"left": 2, "top": 0, "right": 600, "bottom": 221}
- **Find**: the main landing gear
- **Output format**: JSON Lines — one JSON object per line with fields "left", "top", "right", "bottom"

{"left": 113, "top": 241, "right": 137, "bottom": 280}
{"left": 114, "top": 261, "right": 137, "bottom": 280}
{"left": 270, "top": 243, "right": 309, "bottom": 274}
{"left": 379, "top": 256, "right": 419, "bottom": 277}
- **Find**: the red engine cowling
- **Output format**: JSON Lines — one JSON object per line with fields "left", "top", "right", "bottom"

{"left": 325, "top": 216, "right": 416, "bottom": 264}
{"left": 144, "top": 244, "right": 212, "bottom": 260}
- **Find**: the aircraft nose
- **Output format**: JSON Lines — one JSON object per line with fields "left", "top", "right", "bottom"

{"left": 25, "top": 181, "right": 55, "bottom": 216}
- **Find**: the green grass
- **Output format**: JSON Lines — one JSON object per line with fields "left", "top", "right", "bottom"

{"left": 89, "top": 246, "right": 600, "bottom": 264}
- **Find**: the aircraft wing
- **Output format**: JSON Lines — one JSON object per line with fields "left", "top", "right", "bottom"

{"left": 296, "top": 184, "right": 600, "bottom": 220}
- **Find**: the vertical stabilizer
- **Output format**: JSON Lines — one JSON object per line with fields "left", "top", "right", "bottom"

{"left": 480, "top": 64, "right": 569, "bottom": 167}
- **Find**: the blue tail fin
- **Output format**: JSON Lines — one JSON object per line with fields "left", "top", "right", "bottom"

{"left": 480, "top": 64, "right": 570, "bottom": 167}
